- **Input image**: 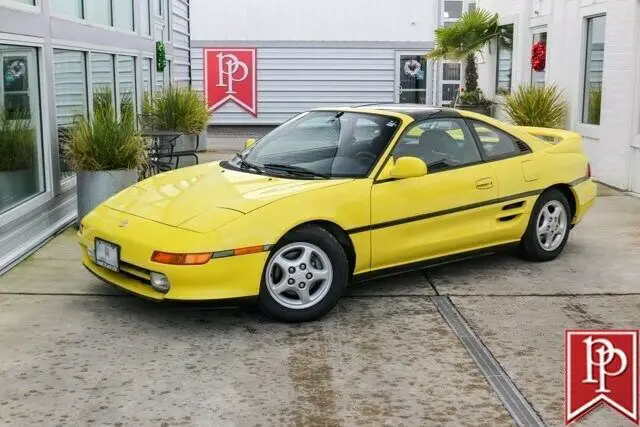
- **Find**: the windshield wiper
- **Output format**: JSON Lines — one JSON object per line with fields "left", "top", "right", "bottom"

{"left": 234, "top": 153, "right": 263, "bottom": 174}
{"left": 262, "top": 163, "right": 329, "bottom": 179}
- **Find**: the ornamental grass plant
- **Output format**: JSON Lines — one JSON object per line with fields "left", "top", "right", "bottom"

{"left": 63, "top": 88, "right": 147, "bottom": 171}
{"left": 0, "top": 108, "right": 35, "bottom": 172}
{"left": 502, "top": 84, "right": 568, "bottom": 128}
{"left": 142, "top": 86, "right": 209, "bottom": 135}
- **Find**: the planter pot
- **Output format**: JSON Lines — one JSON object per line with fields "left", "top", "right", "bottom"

{"left": 0, "top": 169, "right": 37, "bottom": 211}
{"left": 173, "top": 134, "right": 204, "bottom": 168}
{"left": 455, "top": 104, "right": 493, "bottom": 117}
{"left": 77, "top": 169, "right": 138, "bottom": 221}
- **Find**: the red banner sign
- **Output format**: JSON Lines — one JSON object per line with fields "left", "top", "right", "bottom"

{"left": 565, "top": 330, "right": 639, "bottom": 425}
{"left": 204, "top": 48, "right": 257, "bottom": 116}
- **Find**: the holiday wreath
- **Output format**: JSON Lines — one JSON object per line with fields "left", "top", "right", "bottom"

{"left": 531, "top": 41, "right": 546, "bottom": 72}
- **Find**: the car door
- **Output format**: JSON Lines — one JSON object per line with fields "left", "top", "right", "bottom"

{"left": 467, "top": 119, "right": 541, "bottom": 244}
{"left": 370, "top": 118, "right": 498, "bottom": 270}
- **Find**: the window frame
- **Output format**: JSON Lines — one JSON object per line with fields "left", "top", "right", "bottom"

{"left": 530, "top": 27, "right": 547, "bottom": 87}
{"left": 49, "top": 0, "right": 137, "bottom": 36}
{"left": 0, "top": 0, "right": 40, "bottom": 13}
{"left": 580, "top": 14, "right": 606, "bottom": 126}
{"left": 52, "top": 49, "right": 90, "bottom": 183}
{"left": 466, "top": 119, "right": 532, "bottom": 162}
{"left": 0, "top": 41, "right": 48, "bottom": 225}
{"left": 440, "top": 61, "right": 462, "bottom": 107}
{"left": 495, "top": 23, "right": 514, "bottom": 95}
{"left": 115, "top": 54, "right": 137, "bottom": 118}
{"left": 389, "top": 117, "right": 486, "bottom": 175}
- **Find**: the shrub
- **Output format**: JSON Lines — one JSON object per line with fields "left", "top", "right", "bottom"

{"left": 142, "top": 87, "right": 209, "bottom": 134}
{"left": 502, "top": 84, "right": 568, "bottom": 128}
{"left": 587, "top": 87, "right": 602, "bottom": 125}
{"left": 457, "top": 88, "right": 492, "bottom": 107}
{"left": 63, "top": 88, "right": 147, "bottom": 171}
{"left": 0, "top": 108, "right": 35, "bottom": 172}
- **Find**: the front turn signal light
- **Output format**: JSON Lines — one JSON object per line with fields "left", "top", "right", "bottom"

{"left": 151, "top": 251, "right": 213, "bottom": 265}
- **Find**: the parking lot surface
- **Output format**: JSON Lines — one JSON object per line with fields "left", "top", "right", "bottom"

{"left": 0, "top": 187, "right": 638, "bottom": 426}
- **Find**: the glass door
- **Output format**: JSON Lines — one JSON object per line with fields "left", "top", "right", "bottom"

{"left": 395, "top": 52, "right": 432, "bottom": 104}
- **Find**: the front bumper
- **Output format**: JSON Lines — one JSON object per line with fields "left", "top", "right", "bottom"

{"left": 79, "top": 205, "right": 268, "bottom": 301}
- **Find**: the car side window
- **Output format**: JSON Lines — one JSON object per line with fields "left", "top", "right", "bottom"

{"left": 392, "top": 118, "right": 482, "bottom": 172}
{"left": 469, "top": 121, "right": 525, "bottom": 159}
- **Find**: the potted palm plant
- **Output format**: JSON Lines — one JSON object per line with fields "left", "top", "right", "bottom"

{"left": 0, "top": 108, "right": 36, "bottom": 209}
{"left": 63, "top": 88, "right": 147, "bottom": 221}
{"left": 142, "top": 87, "right": 209, "bottom": 167}
{"left": 428, "top": 9, "right": 513, "bottom": 116}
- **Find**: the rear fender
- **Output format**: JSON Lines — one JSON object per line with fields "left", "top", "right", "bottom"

{"left": 515, "top": 126, "right": 584, "bottom": 154}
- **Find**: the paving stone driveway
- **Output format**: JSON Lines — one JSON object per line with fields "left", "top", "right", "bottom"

{"left": 0, "top": 188, "right": 638, "bottom": 426}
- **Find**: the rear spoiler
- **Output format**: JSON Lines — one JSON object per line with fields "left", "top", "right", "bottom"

{"left": 514, "top": 126, "right": 584, "bottom": 154}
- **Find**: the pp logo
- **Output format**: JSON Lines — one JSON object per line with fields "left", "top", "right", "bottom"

{"left": 565, "top": 330, "right": 639, "bottom": 425}
{"left": 204, "top": 48, "right": 257, "bottom": 116}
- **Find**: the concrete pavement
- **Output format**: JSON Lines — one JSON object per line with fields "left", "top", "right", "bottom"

{"left": 0, "top": 187, "right": 639, "bottom": 426}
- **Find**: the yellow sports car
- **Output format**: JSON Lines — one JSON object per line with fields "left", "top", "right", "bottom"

{"left": 78, "top": 104, "right": 596, "bottom": 322}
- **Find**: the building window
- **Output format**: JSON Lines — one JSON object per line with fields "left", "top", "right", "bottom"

{"left": 0, "top": 45, "right": 43, "bottom": 215}
{"left": 582, "top": 15, "right": 605, "bottom": 125}
{"left": 52, "top": 0, "right": 83, "bottom": 18}
{"left": 53, "top": 50, "right": 88, "bottom": 181}
{"left": 90, "top": 53, "right": 116, "bottom": 111}
{"left": 444, "top": 1, "right": 463, "bottom": 20}
{"left": 531, "top": 31, "right": 547, "bottom": 87}
{"left": 165, "top": 0, "right": 171, "bottom": 41}
{"left": 155, "top": 62, "right": 165, "bottom": 91}
{"left": 468, "top": 1, "right": 476, "bottom": 13}
{"left": 166, "top": 59, "right": 172, "bottom": 87}
{"left": 142, "top": 58, "right": 152, "bottom": 95}
{"left": 496, "top": 24, "right": 514, "bottom": 94}
{"left": 117, "top": 56, "right": 136, "bottom": 116}
{"left": 113, "top": 0, "right": 134, "bottom": 31}
{"left": 87, "top": 0, "right": 112, "bottom": 26}
{"left": 441, "top": 62, "right": 461, "bottom": 106}
{"left": 141, "top": 0, "right": 151, "bottom": 36}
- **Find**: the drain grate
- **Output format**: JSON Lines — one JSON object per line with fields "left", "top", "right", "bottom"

{"left": 432, "top": 296, "right": 546, "bottom": 427}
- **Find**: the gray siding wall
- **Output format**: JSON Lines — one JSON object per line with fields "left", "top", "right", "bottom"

{"left": 172, "top": 0, "right": 191, "bottom": 86}
{"left": 191, "top": 45, "right": 398, "bottom": 125}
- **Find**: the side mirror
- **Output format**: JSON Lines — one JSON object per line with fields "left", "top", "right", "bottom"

{"left": 390, "top": 156, "right": 428, "bottom": 179}
{"left": 245, "top": 138, "right": 257, "bottom": 149}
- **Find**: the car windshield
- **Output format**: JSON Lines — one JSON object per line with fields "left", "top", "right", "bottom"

{"left": 231, "top": 111, "right": 401, "bottom": 179}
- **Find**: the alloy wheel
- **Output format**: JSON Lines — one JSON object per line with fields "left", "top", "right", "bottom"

{"left": 265, "top": 242, "right": 333, "bottom": 310}
{"left": 536, "top": 200, "right": 568, "bottom": 252}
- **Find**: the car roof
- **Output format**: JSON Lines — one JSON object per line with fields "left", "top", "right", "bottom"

{"left": 351, "top": 103, "right": 464, "bottom": 121}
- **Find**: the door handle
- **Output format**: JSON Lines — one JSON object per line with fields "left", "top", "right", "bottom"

{"left": 476, "top": 177, "right": 494, "bottom": 189}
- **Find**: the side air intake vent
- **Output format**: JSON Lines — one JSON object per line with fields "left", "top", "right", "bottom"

{"left": 515, "top": 140, "right": 532, "bottom": 153}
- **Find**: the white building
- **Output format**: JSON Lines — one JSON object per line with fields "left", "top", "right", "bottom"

{"left": 475, "top": 0, "right": 640, "bottom": 194}
{"left": 0, "top": 0, "right": 192, "bottom": 272}
{"left": 190, "top": 0, "right": 477, "bottom": 126}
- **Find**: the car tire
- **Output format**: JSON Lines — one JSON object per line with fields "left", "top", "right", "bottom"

{"left": 258, "top": 225, "right": 349, "bottom": 323}
{"left": 519, "top": 188, "right": 572, "bottom": 262}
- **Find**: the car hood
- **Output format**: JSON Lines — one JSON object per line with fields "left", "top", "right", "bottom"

{"left": 104, "top": 162, "right": 352, "bottom": 228}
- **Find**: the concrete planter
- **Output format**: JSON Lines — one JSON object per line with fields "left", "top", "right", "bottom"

{"left": 77, "top": 169, "right": 138, "bottom": 221}
{"left": 455, "top": 104, "right": 494, "bottom": 117}
{"left": 0, "top": 169, "right": 36, "bottom": 210}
